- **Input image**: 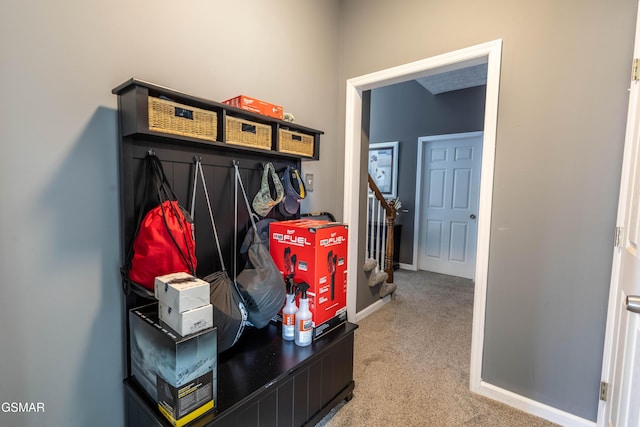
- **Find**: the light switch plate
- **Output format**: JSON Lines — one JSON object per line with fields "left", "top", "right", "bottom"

{"left": 305, "top": 173, "right": 314, "bottom": 192}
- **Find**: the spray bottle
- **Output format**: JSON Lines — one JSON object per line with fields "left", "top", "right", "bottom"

{"left": 294, "top": 282, "right": 313, "bottom": 347}
{"left": 282, "top": 277, "right": 297, "bottom": 341}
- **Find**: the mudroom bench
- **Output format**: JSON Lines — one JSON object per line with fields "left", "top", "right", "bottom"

{"left": 113, "top": 79, "right": 356, "bottom": 427}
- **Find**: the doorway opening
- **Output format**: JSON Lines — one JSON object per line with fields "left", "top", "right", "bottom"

{"left": 343, "top": 40, "right": 502, "bottom": 392}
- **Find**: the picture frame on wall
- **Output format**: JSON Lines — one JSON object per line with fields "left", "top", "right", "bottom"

{"left": 368, "top": 141, "right": 399, "bottom": 199}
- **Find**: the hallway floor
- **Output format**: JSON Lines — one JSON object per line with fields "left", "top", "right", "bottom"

{"left": 316, "top": 269, "right": 559, "bottom": 426}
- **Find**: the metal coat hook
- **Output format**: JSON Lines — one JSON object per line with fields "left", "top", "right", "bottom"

{"left": 147, "top": 148, "right": 156, "bottom": 156}
{"left": 276, "top": 165, "right": 289, "bottom": 174}
{"left": 193, "top": 155, "right": 202, "bottom": 163}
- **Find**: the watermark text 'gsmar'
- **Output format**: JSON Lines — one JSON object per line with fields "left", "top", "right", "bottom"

{"left": 2, "top": 402, "right": 45, "bottom": 413}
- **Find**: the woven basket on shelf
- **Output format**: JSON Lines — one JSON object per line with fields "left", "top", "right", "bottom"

{"left": 225, "top": 116, "right": 272, "bottom": 150}
{"left": 278, "top": 129, "right": 314, "bottom": 157}
{"left": 148, "top": 97, "right": 218, "bottom": 141}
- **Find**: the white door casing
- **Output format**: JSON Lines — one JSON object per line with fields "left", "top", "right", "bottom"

{"left": 343, "top": 40, "right": 502, "bottom": 393}
{"left": 416, "top": 132, "right": 483, "bottom": 279}
{"left": 600, "top": 2, "right": 640, "bottom": 426}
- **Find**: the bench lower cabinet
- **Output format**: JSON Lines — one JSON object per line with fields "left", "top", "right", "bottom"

{"left": 124, "top": 322, "right": 357, "bottom": 427}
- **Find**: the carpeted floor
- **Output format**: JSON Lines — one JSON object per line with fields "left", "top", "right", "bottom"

{"left": 315, "top": 269, "right": 559, "bottom": 427}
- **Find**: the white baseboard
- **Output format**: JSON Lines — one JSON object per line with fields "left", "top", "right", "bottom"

{"left": 398, "top": 262, "right": 416, "bottom": 271}
{"left": 477, "top": 381, "right": 596, "bottom": 427}
{"left": 354, "top": 294, "right": 392, "bottom": 322}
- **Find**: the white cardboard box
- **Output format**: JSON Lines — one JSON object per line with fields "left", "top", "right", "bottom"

{"left": 154, "top": 272, "right": 210, "bottom": 313}
{"left": 159, "top": 302, "right": 213, "bottom": 336}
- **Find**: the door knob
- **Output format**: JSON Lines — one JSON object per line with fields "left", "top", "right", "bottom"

{"left": 470, "top": 214, "right": 476, "bottom": 220}
{"left": 627, "top": 295, "right": 640, "bottom": 314}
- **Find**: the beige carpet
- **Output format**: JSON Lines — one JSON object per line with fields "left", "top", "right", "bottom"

{"left": 315, "top": 269, "right": 559, "bottom": 427}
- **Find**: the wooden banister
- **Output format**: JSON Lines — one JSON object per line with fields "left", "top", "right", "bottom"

{"left": 367, "top": 175, "right": 394, "bottom": 217}
{"left": 367, "top": 174, "right": 396, "bottom": 283}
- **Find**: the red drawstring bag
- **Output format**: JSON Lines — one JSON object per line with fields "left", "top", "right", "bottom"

{"left": 129, "top": 200, "right": 196, "bottom": 290}
{"left": 122, "top": 153, "right": 196, "bottom": 294}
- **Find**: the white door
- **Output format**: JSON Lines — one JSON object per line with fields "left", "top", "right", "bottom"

{"left": 417, "top": 132, "right": 482, "bottom": 279}
{"left": 607, "top": 92, "right": 640, "bottom": 427}
{"left": 603, "top": 4, "right": 640, "bottom": 425}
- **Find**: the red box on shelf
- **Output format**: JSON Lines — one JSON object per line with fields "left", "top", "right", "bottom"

{"left": 222, "top": 95, "right": 284, "bottom": 120}
{"left": 270, "top": 219, "right": 348, "bottom": 340}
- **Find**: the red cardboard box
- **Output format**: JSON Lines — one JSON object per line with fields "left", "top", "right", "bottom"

{"left": 270, "top": 219, "right": 348, "bottom": 340}
{"left": 222, "top": 95, "right": 284, "bottom": 120}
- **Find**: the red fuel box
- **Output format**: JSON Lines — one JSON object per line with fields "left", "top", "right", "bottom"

{"left": 270, "top": 219, "right": 348, "bottom": 339}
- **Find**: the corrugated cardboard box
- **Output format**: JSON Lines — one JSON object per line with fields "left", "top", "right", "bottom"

{"left": 154, "top": 272, "right": 209, "bottom": 313}
{"left": 223, "top": 95, "right": 283, "bottom": 120}
{"left": 270, "top": 220, "right": 348, "bottom": 340}
{"left": 129, "top": 303, "right": 217, "bottom": 427}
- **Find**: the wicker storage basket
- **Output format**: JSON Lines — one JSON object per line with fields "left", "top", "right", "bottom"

{"left": 225, "top": 116, "right": 272, "bottom": 150}
{"left": 148, "top": 97, "right": 218, "bottom": 141}
{"left": 278, "top": 129, "right": 315, "bottom": 157}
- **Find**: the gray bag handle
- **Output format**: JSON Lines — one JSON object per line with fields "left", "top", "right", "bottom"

{"left": 234, "top": 161, "right": 260, "bottom": 237}
{"left": 191, "top": 157, "right": 227, "bottom": 272}
{"left": 233, "top": 161, "right": 258, "bottom": 281}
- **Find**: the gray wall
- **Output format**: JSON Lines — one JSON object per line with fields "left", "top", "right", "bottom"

{"left": 369, "top": 81, "right": 486, "bottom": 265}
{"left": 1, "top": 0, "right": 637, "bottom": 424}
{"left": 339, "top": 0, "right": 636, "bottom": 421}
{"left": 0, "top": 1, "right": 340, "bottom": 426}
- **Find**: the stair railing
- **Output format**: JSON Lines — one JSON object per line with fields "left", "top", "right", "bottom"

{"left": 366, "top": 174, "right": 397, "bottom": 283}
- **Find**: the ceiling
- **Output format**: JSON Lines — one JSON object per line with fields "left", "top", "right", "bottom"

{"left": 416, "top": 63, "right": 487, "bottom": 94}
